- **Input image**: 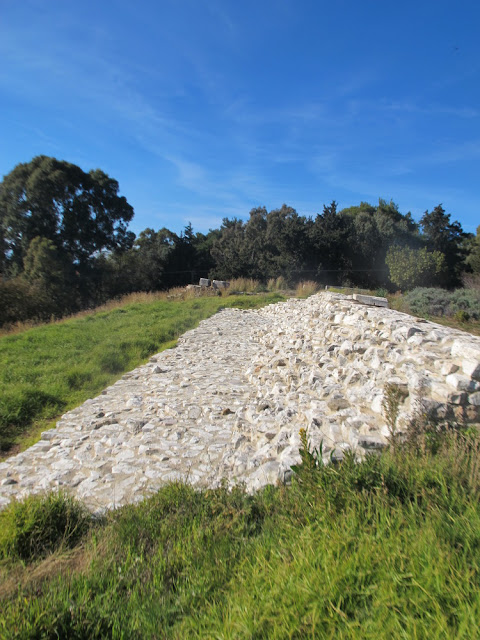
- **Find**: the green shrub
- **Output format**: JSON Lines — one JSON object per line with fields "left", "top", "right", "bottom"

{"left": 0, "top": 492, "right": 91, "bottom": 562}
{"left": 454, "top": 310, "right": 471, "bottom": 323}
{"left": 386, "top": 245, "right": 446, "bottom": 290}
{"left": 402, "top": 287, "right": 480, "bottom": 319}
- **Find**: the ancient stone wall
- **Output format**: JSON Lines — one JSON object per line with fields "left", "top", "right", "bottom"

{"left": 0, "top": 292, "right": 479, "bottom": 513}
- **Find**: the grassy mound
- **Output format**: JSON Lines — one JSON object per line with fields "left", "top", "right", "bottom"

{"left": 0, "top": 492, "right": 91, "bottom": 562}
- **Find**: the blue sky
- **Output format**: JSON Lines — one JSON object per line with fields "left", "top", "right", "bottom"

{"left": 1, "top": 0, "right": 479, "bottom": 236}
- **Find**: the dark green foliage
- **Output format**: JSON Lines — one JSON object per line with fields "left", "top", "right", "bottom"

{"left": 0, "top": 156, "right": 135, "bottom": 320}
{"left": 420, "top": 204, "right": 468, "bottom": 287}
{"left": 0, "top": 277, "right": 41, "bottom": 325}
{"left": 0, "top": 156, "right": 134, "bottom": 277}
{"left": 466, "top": 225, "right": 480, "bottom": 274}
{"left": 0, "top": 155, "right": 475, "bottom": 326}
{"left": 210, "top": 205, "right": 314, "bottom": 282}
{"left": 402, "top": 287, "right": 480, "bottom": 319}
{"left": 310, "top": 199, "right": 424, "bottom": 288}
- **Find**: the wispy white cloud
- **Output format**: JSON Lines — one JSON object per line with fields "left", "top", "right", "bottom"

{"left": 383, "top": 101, "right": 480, "bottom": 119}
{"left": 415, "top": 140, "right": 480, "bottom": 166}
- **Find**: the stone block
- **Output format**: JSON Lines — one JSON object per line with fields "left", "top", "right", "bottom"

{"left": 212, "top": 280, "right": 229, "bottom": 289}
{"left": 371, "top": 394, "right": 384, "bottom": 414}
{"left": 358, "top": 434, "right": 387, "bottom": 450}
{"left": 465, "top": 406, "right": 480, "bottom": 422}
{"left": 441, "top": 362, "right": 459, "bottom": 376}
{"left": 448, "top": 392, "right": 468, "bottom": 406}
{"left": 199, "top": 278, "right": 211, "bottom": 287}
{"left": 446, "top": 373, "right": 478, "bottom": 392}
{"left": 462, "top": 359, "right": 480, "bottom": 381}
{"left": 353, "top": 294, "right": 389, "bottom": 308}
{"left": 469, "top": 392, "right": 480, "bottom": 406}
{"left": 327, "top": 395, "right": 350, "bottom": 411}
{"left": 40, "top": 430, "right": 57, "bottom": 441}
{"left": 451, "top": 340, "right": 480, "bottom": 361}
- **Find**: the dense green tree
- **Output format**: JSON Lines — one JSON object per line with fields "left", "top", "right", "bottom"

{"left": 465, "top": 225, "right": 480, "bottom": 275}
{"left": 337, "top": 200, "right": 420, "bottom": 288}
{"left": 211, "top": 206, "right": 314, "bottom": 282}
{"left": 0, "top": 156, "right": 135, "bottom": 278}
{"left": 194, "top": 228, "right": 220, "bottom": 277}
{"left": 162, "top": 223, "right": 199, "bottom": 287}
{"left": 210, "top": 218, "right": 250, "bottom": 280}
{"left": 310, "top": 201, "right": 355, "bottom": 285}
{"left": 22, "top": 236, "right": 73, "bottom": 315}
{"left": 133, "top": 227, "right": 175, "bottom": 290}
{"left": 22, "top": 237, "right": 66, "bottom": 287}
{"left": 264, "top": 205, "right": 313, "bottom": 281}
{"left": 386, "top": 246, "right": 446, "bottom": 290}
{"left": 420, "top": 205, "right": 467, "bottom": 287}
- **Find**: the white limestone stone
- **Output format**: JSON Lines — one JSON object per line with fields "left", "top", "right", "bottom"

{"left": 446, "top": 373, "right": 478, "bottom": 392}
{"left": 452, "top": 340, "right": 480, "bottom": 361}
{"left": 353, "top": 294, "right": 389, "bottom": 307}
{"left": 462, "top": 360, "right": 480, "bottom": 381}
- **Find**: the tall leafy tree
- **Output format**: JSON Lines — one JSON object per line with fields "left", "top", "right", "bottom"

{"left": 264, "top": 205, "right": 313, "bottom": 280}
{"left": 339, "top": 200, "right": 420, "bottom": 287}
{"left": 311, "top": 201, "right": 354, "bottom": 285}
{"left": 0, "top": 156, "right": 135, "bottom": 278}
{"left": 210, "top": 218, "right": 247, "bottom": 280}
{"left": 420, "top": 205, "right": 467, "bottom": 287}
{"left": 466, "top": 225, "right": 480, "bottom": 274}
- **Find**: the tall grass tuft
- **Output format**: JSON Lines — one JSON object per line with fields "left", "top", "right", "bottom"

{"left": 226, "top": 278, "right": 264, "bottom": 294}
{"left": 295, "top": 280, "right": 319, "bottom": 298}
{"left": 0, "top": 492, "right": 91, "bottom": 562}
{"left": 266, "top": 276, "right": 289, "bottom": 292}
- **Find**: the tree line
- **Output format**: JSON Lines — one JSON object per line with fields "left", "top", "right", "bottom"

{"left": 1, "top": 156, "right": 479, "bottom": 325}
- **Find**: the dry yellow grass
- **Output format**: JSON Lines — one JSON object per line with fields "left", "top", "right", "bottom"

{"left": 0, "top": 542, "right": 91, "bottom": 600}
{"left": 226, "top": 278, "right": 263, "bottom": 293}
{"left": 295, "top": 280, "right": 319, "bottom": 297}
{"left": 267, "top": 276, "right": 288, "bottom": 291}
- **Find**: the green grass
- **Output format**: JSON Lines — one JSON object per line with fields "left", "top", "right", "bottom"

{"left": 0, "top": 491, "right": 91, "bottom": 562}
{"left": 0, "top": 292, "right": 285, "bottom": 453}
{"left": 1, "top": 430, "right": 480, "bottom": 638}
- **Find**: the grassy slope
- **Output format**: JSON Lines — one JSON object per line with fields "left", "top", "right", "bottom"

{"left": 1, "top": 434, "right": 480, "bottom": 638}
{"left": 0, "top": 292, "right": 284, "bottom": 453}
